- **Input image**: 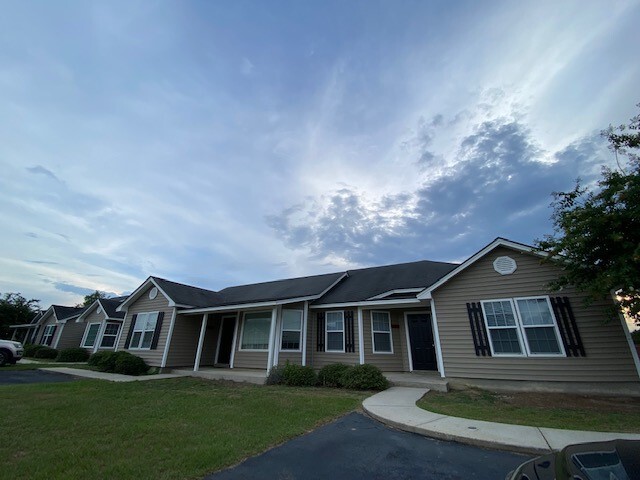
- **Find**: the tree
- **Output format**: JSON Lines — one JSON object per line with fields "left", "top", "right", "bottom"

{"left": 0, "top": 293, "right": 40, "bottom": 338}
{"left": 536, "top": 105, "right": 640, "bottom": 324}
{"left": 77, "top": 290, "right": 109, "bottom": 308}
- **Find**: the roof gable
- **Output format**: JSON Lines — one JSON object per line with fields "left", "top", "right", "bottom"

{"left": 416, "top": 238, "right": 547, "bottom": 300}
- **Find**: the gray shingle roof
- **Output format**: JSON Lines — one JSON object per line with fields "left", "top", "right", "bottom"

{"left": 313, "top": 260, "right": 459, "bottom": 305}
{"left": 99, "top": 297, "right": 127, "bottom": 319}
{"left": 152, "top": 277, "right": 224, "bottom": 308}
{"left": 52, "top": 305, "right": 86, "bottom": 321}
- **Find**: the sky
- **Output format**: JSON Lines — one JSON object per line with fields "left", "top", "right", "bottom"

{"left": 0, "top": 0, "right": 639, "bottom": 313}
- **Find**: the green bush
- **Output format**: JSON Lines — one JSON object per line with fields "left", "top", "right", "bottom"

{"left": 88, "top": 351, "right": 119, "bottom": 372}
{"left": 282, "top": 362, "right": 317, "bottom": 387}
{"left": 632, "top": 329, "right": 640, "bottom": 345}
{"left": 266, "top": 365, "right": 286, "bottom": 385}
{"left": 23, "top": 344, "right": 45, "bottom": 357}
{"left": 56, "top": 348, "right": 90, "bottom": 362}
{"left": 33, "top": 346, "right": 58, "bottom": 359}
{"left": 318, "top": 363, "right": 352, "bottom": 387}
{"left": 114, "top": 352, "right": 148, "bottom": 376}
{"left": 340, "top": 364, "right": 389, "bottom": 390}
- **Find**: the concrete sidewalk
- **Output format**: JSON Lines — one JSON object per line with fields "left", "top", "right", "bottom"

{"left": 362, "top": 387, "right": 640, "bottom": 454}
{"left": 40, "top": 367, "right": 184, "bottom": 382}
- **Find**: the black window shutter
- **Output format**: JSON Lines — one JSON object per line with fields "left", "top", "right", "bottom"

{"left": 124, "top": 313, "right": 138, "bottom": 349}
{"left": 466, "top": 303, "right": 491, "bottom": 356}
{"left": 49, "top": 326, "right": 57, "bottom": 346}
{"left": 344, "top": 310, "right": 355, "bottom": 353}
{"left": 316, "top": 312, "right": 325, "bottom": 352}
{"left": 550, "top": 297, "right": 585, "bottom": 357}
{"left": 150, "top": 312, "right": 165, "bottom": 350}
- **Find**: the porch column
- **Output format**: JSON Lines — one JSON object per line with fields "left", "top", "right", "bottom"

{"left": 357, "top": 307, "right": 365, "bottom": 364}
{"left": 301, "top": 301, "right": 308, "bottom": 366}
{"left": 229, "top": 312, "right": 240, "bottom": 369}
{"left": 193, "top": 313, "right": 209, "bottom": 372}
{"left": 430, "top": 300, "right": 446, "bottom": 378}
{"left": 273, "top": 305, "right": 282, "bottom": 367}
{"left": 266, "top": 307, "right": 278, "bottom": 371}
{"left": 11, "top": 329, "right": 17, "bottom": 340}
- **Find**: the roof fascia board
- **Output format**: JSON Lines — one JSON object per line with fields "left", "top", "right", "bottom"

{"left": 310, "top": 298, "right": 422, "bottom": 309}
{"left": 181, "top": 295, "right": 321, "bottom": 315}
{"left": 76, "top": 300, "right": 103, "bottom": 323}
{"left": 367, "top": 288, "right": 424, "bottom": 301}
{"left": 417, "top": 238, "right": 549, "bottom": 300}
{"left": 116, "top": 277, "right": 177, "bottom": 311}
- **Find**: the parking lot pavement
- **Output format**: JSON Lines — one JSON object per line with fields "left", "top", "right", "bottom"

{"left": 206, "top": 412, "right": 530, "bottom": 480}
{"left": 0, "top": 370, "right": 79, "bottom": 385}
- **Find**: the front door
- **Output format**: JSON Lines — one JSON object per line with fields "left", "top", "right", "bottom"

{"left": 406, "top": 313, "right": 437, "bottom": 371}
{"left": 216, "top": 317, "right": 236, "bottom": 365}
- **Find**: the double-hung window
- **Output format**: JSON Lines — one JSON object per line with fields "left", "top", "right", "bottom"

{"left": 99, "top": 322, "right": 121, "bottom": 348}
{"left": 371, "top": 311, "right": 393, "bottom": 353}
{"left": 481, "top": 296, "right": 564, "bottom": 357}
{"left": 325, "top": 311, "right": 345, "bottom": 352}
{"left": 82, "top": 323, "right": 101, "bottom": 348}
{"left": 280, "top": 310, "right": 302, "bottom": 351}
{"left": 241, "top": 311, "right": 271, "bottom": 350}
{"left": 42, "top": 325, "right": 56, "bottom": 346}
{"left": 130, "top": 312, "right": 158, "bottom": 349}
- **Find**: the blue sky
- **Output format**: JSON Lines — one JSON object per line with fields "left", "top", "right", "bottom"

{"left": 0, "top": 0, "right": 639, "bottom": 308}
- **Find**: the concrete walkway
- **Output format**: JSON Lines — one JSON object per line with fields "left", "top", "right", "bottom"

{"left": 40, "top": 367, "right": 184, "bottom": 383}
{"left": 362, "top": 387, "right": 640, "bottom": 454}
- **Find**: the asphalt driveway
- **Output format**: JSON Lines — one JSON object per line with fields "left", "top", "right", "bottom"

{"left": 0, "top": 369, "right": 78, "bottom": 385}
{"left": 206, "top": 412, "right": 530, "bottom": 480}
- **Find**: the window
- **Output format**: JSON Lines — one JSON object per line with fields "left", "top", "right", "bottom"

{"left": 325, "top": 311, "right": 345, "bottom": 352}
{"left": 82, "top": 323, "right": 101, "bottom": 348}
{"left": 481, "top": 296, "right": 564, "bottom": 357}
{"left": 129, "top": 312, "right": 158, "bottom": 349}
{"left": 241, "top": 311, "right": 271, "bottom": 350}
{"left": 281, "top": 310, "right": 302, "bottom": 351}
{"left": 99, "top": 322, "right": 121, "bottom": 348}
{"left": 371, "top": 311, "right": 393, "bottom": 353}
{"left": 42, "top": 325, "right": 56, "bottom": 346}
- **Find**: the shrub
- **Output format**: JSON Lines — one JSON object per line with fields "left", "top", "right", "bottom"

{"left": 56, "top": 348, "right": 90, "bottom": 362}
{"left": 632, "top": 329, "right": 640, "bottom": 345}
{"left": 88, "top": 351, "right": 119, "bottom": 372}
{"left": 266, "top": 365, "right": 286, "bottom": 385}
{"left": 318, "top": 363, "right": 352, "bottom": 387}
{"left": 340, "top": 364, "right": 389, "bottom": 391}
{"left": 33, "top": 346, "right": 58, "bottom": 359}
{"left": 282, "top": 362, "right": 317, "bottom": 387}
{"left": 114, "top": 352, "right": 148, "bottom": 376}
{"left": 23, "top": 344, "right": 45, "bottom": 357}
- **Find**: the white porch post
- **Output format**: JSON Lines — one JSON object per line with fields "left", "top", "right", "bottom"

{"left": 357, "top": 307, "right": 365, "bottom": 364}
{"left": 430, "top": 299, "right": 445, "bottom": 378}
{"left": 193, "top": 313, "right": 209, "bottom": 372}
{"left": 229, "top": 312, "right": 240, "bottom": 369}
{"left": 266, "top": 307, "right": 278, "bottom": 371}
{"left": 301, "top": 301, "right": 309, "bottom": 366}
{"left": 273, "top": 305, "right": 282, "bottom": 367}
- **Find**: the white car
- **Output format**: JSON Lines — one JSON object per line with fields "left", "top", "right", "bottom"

{"left": 0, "top": 339, "right": 24, "bottom": 366}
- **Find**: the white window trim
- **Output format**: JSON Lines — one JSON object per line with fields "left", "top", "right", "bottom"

{"left": 280, "top": 309, "right": 303, "bottom": 352}
{"left": 481, "top": 296, "right": 566, "bottom": 358}
{"left": 82, "top": 323, "right": 102, "bottom": 348}
{"left": 98, "top": 321, "right": 121, "bottom": 349}
{"left": 128, "top": 311, "right": 159, "bottom": 351}
{"left": 238, "top": 311, "right": 272, "bottom": 352}
{"left": 325, "top": 310, "right": 345, "bottom": 353}
{"left": 513, "top": 296, "right": 566, "bottom": 358}
{"left": 42, "top": 324, "right": 56, "bottom": 346}
{"left": 371, "top": 311, "right": 394, "bottom": 354}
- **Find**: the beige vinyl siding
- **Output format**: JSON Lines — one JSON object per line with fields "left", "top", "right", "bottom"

{"left": 233, "top": 314, "right": 268, "bottom": 369}
{"left": 116, "top": 286, "right": 173, "bottom": 367}
{"left": 308, "top": 308, "right": 359, "bottom": 368}
{"left": 56, "top": 321, "right": 87, "bottom": 349}
{"left": 362, "top": 309, "right": 411, "bottom": 372}
{"left": 433, "top": 246, "right": 639, "bottom": 383}
{"left": 164, "top": 314, "right": 200, "bottom": 367}
{"left": 278, "top": 352, "right": 302, "bottom": 366}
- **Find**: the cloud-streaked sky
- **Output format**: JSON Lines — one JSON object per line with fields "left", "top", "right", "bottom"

{"left": 1, "top": 0, "right": 639, "bottom": 308}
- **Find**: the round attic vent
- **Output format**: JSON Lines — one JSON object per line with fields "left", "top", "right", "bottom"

{"left": 97, "top": 306, "right": 102, "bottom": 314}
{"left": 493, "top": 256, "right": 517, "bottom": 275}
{"left": 149, "top": 287, "right": 158, "bottom": 300}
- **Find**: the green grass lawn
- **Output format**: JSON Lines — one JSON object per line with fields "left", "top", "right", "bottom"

{"left": 1, "top": 377, "right": 367, "bottom": 479}
{"left": 417, "top": 388, "right": 640, "bottom": 433}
